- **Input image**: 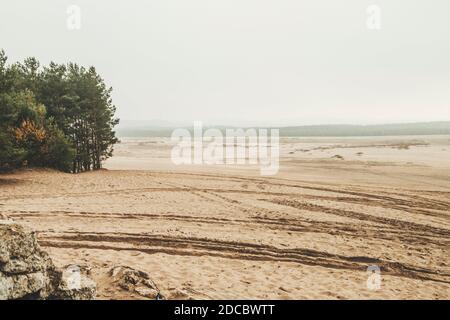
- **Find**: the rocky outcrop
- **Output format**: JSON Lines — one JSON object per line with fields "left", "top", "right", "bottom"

{"left": 0, "top": 220, "right": 96, "bottom": 300}
{"left": 0, "top": 220, "right": 60, "bottom": 300}
{"left": 50, "top": 265, "right": 97, "bottom": 300}
{"left": 110, "top": 266, "right": 164, "bottom": 300}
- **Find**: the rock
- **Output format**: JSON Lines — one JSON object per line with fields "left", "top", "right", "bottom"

{"left": 109, "top": 266, "right": 164, "bottom": 300}
{"left": 0, "top": 220, "right": 96, "bottom": 300}
{"left": 0, "top": 220, "right": 60, "bottom": 300}
{"left": 50, "top": 265, "right": 96, "bottom": 300}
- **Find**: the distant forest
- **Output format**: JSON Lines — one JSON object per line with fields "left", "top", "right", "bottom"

{"left": 0, "top": 50, "right": 119, "bottom": 173}
{"left": 279, "top": 122, "right": 450, "bottom": 137}
{"left": 117, "top": 122, "right": 450, "bottom": 138}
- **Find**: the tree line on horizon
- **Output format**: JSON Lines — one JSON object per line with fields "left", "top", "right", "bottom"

{"left": 0, "top": 50, "right": 119, "bottom": 173}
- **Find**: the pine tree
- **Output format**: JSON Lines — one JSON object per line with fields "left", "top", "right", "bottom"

{"left": 0, "top": 49, "right": 119, "bottom": 173}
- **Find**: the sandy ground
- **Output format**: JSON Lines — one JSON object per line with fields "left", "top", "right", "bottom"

{"left": 0, "top": 135, "right": 449, "bottom": 299}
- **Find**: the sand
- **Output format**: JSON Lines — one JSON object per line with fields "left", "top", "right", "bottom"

{"left": 0, "top": 135, "right": 449, "bottom": 299}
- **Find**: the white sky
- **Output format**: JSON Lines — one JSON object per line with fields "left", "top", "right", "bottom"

{"left": 1, "top": 0, "right": 449, "bottom": 126}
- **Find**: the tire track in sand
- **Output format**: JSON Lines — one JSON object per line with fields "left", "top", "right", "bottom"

{"left": 38, "top": 231, "right": 450, "bottom": 284}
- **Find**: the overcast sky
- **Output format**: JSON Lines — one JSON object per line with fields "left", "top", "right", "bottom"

{"left": 1, "top": 0, "right": 449, "bottom": 126}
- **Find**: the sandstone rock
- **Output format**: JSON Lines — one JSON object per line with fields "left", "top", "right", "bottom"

{"left": 0, "top": 220, "right": 96, "bottom": 300}
{"left": 110, "top": 266, "right": 164, "bottom": 300}
{"left": 0, "top": 220, "right": 60, "bottom": 300}
{"left": 50, "top": 265, "right": 96, "bottom": 300}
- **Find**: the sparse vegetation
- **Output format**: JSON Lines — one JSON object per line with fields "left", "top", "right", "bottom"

{"left": 332, "top": 154, "right": 345, "bottom": 160}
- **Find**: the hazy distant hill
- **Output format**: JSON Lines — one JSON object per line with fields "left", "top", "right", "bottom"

{"left": 117, "top": 122, "right": 450, "bottom": 137}
{"left": 279, "top": 122, "right": 450, "bottom": 137}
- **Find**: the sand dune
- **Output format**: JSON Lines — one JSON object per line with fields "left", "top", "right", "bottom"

{"left": 0, "top": 136, "right": 449, "bottom": 299}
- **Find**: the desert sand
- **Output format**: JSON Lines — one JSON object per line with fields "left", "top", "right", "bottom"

{"left": 1, "top": 135, "right": 449, "bottom": 299}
